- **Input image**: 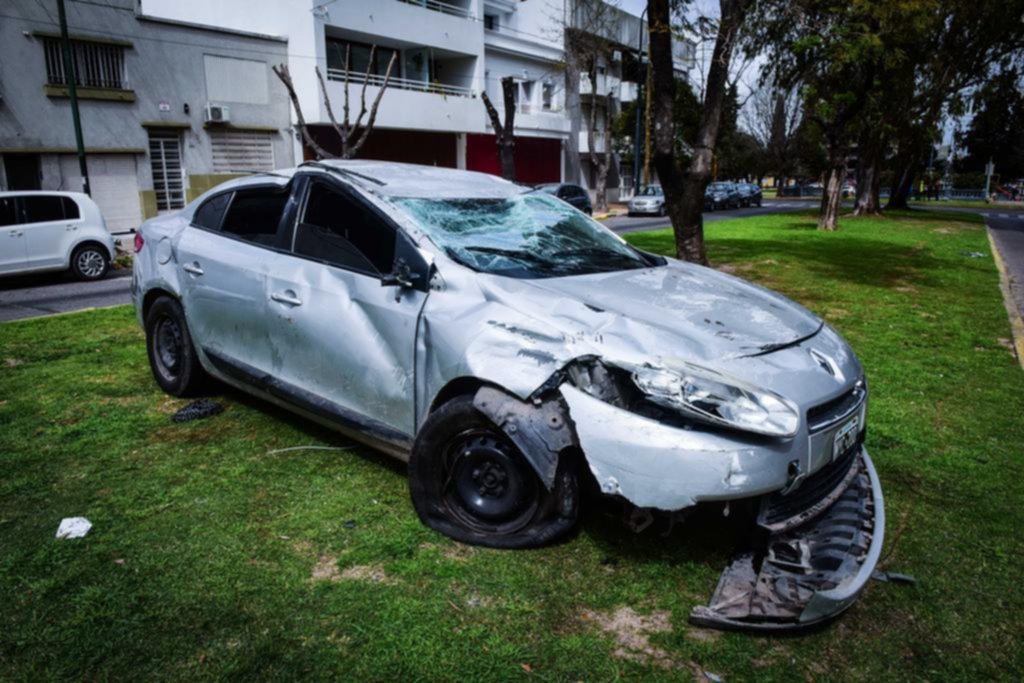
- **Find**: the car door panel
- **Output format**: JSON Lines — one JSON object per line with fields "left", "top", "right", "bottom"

{"left": 266, "top": 256, "right": 428, "bottom": 441}
{"left": 0, "top": 196, "right": 27, "bottom": 273}
{"left": 264, "top": 178, "right": 429, "bottom": 441}
{"left": 174, "top": 226, "right": 274, "bottom": 374}
{"left": 22, "top": 196, "right": 72, "bottom": 269}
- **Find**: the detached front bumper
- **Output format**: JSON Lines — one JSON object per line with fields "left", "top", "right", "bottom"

{"left": 690, "top": 447, "right": 884, "bottom": 632}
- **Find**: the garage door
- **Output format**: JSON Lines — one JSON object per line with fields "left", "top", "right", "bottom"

{"left": 58, "top": 154, "right": 142, "bottom": 233}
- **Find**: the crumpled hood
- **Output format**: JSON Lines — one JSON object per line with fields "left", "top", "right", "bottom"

{"left": 481, "top": 260, "right": 823, "bottom": 366}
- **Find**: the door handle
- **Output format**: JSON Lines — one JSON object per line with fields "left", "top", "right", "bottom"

{"left": 183, "top": 262, "right": 204, "bottom": 276}
{"left": 271, "top": 290, "right": 302, "bottom": 306}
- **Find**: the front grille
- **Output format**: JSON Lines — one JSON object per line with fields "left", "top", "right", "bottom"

{"left": 759, "top": 439, "right": 861, "bottom": 530}
{"left": 806, "top": 381, "right": 865, "bottom": 432}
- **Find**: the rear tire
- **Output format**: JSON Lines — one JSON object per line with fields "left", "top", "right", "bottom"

{"left": 70, "top": 244, "right": 109, "bottom": 281}
{"left": 144, "top": 296, "right": 207, "bottom": 397}
{"left": 409, "top": 395, "right": 579, "bottom": 549}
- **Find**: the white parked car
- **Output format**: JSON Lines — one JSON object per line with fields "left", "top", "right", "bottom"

{"left": 0, "top": 191, "right": 116, "bottom": 280}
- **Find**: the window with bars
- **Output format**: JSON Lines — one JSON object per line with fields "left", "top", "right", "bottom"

{"left": 148, "top": 130, "right": 185, "bottom": 212}
{"left": 42, "top": 37, "right": 128, "bottom": 90}
{"left": 210, "top": 130, "right": 275, "bottom": 173}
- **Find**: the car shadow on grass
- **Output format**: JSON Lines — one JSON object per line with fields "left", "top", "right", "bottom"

{"left": 213, "top": 383, "right": 745, "bottom": 571}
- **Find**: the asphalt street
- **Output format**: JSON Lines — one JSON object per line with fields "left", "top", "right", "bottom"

{"left": 1, "top": 200, "right": 1021, "bottom": 323}
{"left": 987, "top": 213, "right": 1024, "bottom": 330}
{"left": 0, "top": 269, "right": 133, "bottom": 322}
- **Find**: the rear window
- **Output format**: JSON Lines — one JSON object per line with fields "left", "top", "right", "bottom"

{"left": 192, "top": 192, "right": 232, "bottom": 231}
{"left": 23, "top": 195, "right": 66, "bottom": 223}
{"left": 220, "top": 188, "right": 288, "bottom": 246}
{"left": 61, "top": 196, "right": 80, "bottom": 219}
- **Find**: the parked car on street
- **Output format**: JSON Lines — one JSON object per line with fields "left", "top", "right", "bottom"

{"left": 0, "top": 191, "right": 115, "bottom": 280}
{"left": 132, "top": 160, "right": 882, "bottom": 632}
{"left": 736, "top": 182, "right": 763, "bottom": 207}
{"left": 704, "top": 181, "right": 741, "bottom": 210}
{"left": 536, "top": 182, "right": 592, "bottom": 214}
{"left": 627, "top": 185, "right": 666, "bottom": 216}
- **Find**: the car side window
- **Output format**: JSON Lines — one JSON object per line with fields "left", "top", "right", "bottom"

{"left": 22, "top": 196, "right": 65, "bottom": 224}
{"left": 192, "top": 192, "right": 232, "bottom": 231}
{"left": 0, "top": 197, "right": 18, "bottom": 226}
{"left": 219, "top": 188, "right": 289, "bottom": 246}
{"left": 294, "top": 181, "right": 396, "bottom": 275}
{"left": 61, "top": 197, "right": 80, "bottom": 220}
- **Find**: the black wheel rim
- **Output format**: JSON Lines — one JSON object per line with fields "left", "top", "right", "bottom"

{"left": 154, "top": 315, "right": 183, "bottom": 380}
{"left": 441, "top": 429, "right": 538, "bottom": 534}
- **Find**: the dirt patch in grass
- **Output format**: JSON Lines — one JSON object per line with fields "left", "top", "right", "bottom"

{"left": 581, "top": 606, "right": 675, "bottom": 669}
{"left": 339, "top": 563, "right": 392, "bottom": 584}
{"left": 310, "top": 555, "right": 341, "bottom": 581}
{"left": 3, "top": 357, "right": 23, "bottom": 368}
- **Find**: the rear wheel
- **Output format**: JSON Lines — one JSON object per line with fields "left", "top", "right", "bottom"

{"left": 70, "top": 244, "right": 109, "bottom": 281}
{"left": 144, "top": 296, "right": 207, "bottom": 396}
{"left": 409, "top": 395, "right": 578, "bottom": 548}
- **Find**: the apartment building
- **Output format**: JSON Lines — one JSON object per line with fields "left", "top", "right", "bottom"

{"left": 0, "top": 0, "right": 294, "bottom": 231}
{"left": 137, "top": 0, "right": 694, "bottom": 194}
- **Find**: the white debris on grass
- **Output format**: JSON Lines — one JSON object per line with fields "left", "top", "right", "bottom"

{"left": 56, "top": 517, "right": 92, "bottom": 539}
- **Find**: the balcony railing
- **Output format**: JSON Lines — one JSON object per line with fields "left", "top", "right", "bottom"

{"left": 396, "top": 0, "right": 473, "bottom": 19}
{"left": 326, "top": 68, "right": 475, "bottom": 98}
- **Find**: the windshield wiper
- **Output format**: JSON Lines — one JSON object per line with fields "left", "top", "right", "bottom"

{"left": 552, "top": 247, "right": 645, "bottom": 265}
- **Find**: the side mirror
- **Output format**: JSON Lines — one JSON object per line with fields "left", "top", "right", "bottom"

{"left": 381, "top": 258, "right": 421, "bottom": 300}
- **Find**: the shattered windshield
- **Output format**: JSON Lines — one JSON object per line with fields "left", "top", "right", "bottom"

{"left": 395, "top": 194, "right": 656, "bottom": 279}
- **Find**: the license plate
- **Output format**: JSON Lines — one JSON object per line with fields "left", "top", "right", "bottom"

{"left": 833, "top": 416, "right": 860, "bottom": 459}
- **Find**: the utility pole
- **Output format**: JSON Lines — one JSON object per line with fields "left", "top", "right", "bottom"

{"left": 631, "top": 7, "right": 647, "bottom": 196}
{"left": 57, "top": 0, "right": 90, "bottom": 196}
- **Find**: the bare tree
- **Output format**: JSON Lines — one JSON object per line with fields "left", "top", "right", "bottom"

{"left": 272, "top": 44, "right": 396, "bottom": 160}
{"left": 584, "top": 59, "right": 617, "bottom": 212}
{"left": 566, "top": 0, "right": 623, "bottom": 213}
{"left": 649, "top": 0, "right": 751, "bottom": 264}
{"left": 481, "top": 76, "right": 518, "bottom": 181}
{"left": 745, "top": 83, "right": 802, "bottom": 188}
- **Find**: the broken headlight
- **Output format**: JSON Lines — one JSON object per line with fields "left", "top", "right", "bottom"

{"left": 631, "top": 365, "right": 799, "bottom": 437}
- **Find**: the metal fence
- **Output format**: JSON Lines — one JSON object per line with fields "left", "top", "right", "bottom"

{"left": 325, "top": 68, "right": 474, "bottom": 98}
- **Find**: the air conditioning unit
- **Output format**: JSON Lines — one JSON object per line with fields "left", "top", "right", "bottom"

{"left": 204, "top": 103, "right": 230, "bottom": 124}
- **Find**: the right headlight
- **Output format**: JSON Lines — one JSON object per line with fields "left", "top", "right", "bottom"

{"left": 630, "top": 364, "right": 800, "bottom": 437}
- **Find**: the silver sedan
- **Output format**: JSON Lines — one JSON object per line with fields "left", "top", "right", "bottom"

{"left": 627, "top": 185, "right": 667, "bottom": 216}
{"left": 131, "top": 161, "right": 883, "bottom": 632}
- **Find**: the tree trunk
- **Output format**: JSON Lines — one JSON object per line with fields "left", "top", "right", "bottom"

{"left": 648, "top": 0, "right": 747, "bottom": 264}
{"left": 886, "top": 152, "right": 919, "bottom": 210}
{"left": 818, "top": 148, "right": 845, "bottom": 230}
{"left": 853, "top": 139, "right": 882, "bottom": 216}
{"left": 481, "top": 76, "right": 517, "bottom": 182}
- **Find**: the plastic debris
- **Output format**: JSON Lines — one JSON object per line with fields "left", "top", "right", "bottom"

{"left": 56, "top": 517, "right": 92, "bottom": 539}
{"left": 171, "top": 399, "right": 224, "bottom": 423}
{"left": 961, "top": 251, "right": 986, "bottom": 259}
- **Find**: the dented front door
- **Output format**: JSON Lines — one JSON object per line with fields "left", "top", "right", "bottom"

{"left": 263, "top": 177, "right": 428, "bottom": 442}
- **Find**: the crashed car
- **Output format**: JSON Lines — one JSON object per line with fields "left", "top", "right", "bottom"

{"left": 131, "top": 160, "right": 883, "bottom": 632}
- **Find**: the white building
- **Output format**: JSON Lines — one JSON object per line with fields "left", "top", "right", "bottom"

{"left": 140, "top": 0, "right": 694, "bottom": 191}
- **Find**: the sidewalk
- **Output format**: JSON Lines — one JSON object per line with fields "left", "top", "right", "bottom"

{"left": 592, "top": 203, "right": 629, "bottom": 220}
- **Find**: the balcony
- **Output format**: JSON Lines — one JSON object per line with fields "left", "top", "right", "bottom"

{"left": 323, "top": 1, "right": 481, "bottom": 57}
{"left": 580, "top": 74, "right": 623, "bottom": 99}
{"left": 322, "top": 69, "right": 481, "bottom": 133}
{"left": 326, "top": 68, "right": 474, "bottom": 99}
{"left": 396, "top": 0, "right": 473, "bottom": 19}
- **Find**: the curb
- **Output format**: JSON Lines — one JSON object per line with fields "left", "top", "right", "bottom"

{"left": 987, "top": 230, "right": 1024, "bottom": 370}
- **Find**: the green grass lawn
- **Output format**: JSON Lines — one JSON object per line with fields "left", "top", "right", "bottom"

{"left": 2, "top": 210, "right": 1023, "bottom": 681}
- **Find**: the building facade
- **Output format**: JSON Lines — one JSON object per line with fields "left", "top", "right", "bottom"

{"left": 0, "top": 0, "right": 294, "bottom": 231}
{"left": 41, "top": 0, "right": 695, "bottom": 210}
